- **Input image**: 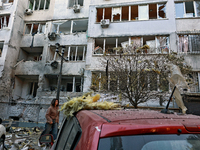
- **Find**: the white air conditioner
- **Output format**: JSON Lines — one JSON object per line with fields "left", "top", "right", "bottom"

{"left": 100, "top": 19, "right": 110, "bottom": 28}
{"left": 0, "top": 2, "right": 3, "bottom": 9}
{"left": 25, "top": 9, "right": 33, "bottom": 15}
{"left": 73, "top": 4, "right": 80, "bottom": 13}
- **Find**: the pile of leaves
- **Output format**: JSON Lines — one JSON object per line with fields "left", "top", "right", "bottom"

{"left": 60, "top": 93, "right": 120, "bottom": 118}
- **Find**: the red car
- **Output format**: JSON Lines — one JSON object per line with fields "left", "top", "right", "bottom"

{"left": 52, "top": 109, "right": 200, "bottom": 150}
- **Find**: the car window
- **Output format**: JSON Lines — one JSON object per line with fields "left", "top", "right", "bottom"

{"left": 98, "top": 134, "right": 200, "bottom": 150}
{"left": 56, "top": 117, "right": 82, "bottom": 150}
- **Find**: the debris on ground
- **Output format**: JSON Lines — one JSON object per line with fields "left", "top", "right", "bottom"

{"left": 4, "top": 126, "right": 43, "bottom": 150}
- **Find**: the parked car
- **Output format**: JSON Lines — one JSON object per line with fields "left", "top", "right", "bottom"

{"left": 51, "top": 109, "right": 200, "bottom": 150}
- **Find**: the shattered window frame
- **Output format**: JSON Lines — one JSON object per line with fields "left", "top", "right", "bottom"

{"left": 0, "top": 15, "right": 10, "bottom": 29}
{"left": 28, "top": 0, "right": 50, "bottom": 11}
{"left": 49, "top": 45, "right": 87, "bottom": 62}
{"left": 96, "top": 3, "right": 166, "bottom": 23}
{"left": 94, "top": 36, "right": 169, "bottom": 55}
{"left": 175, "top": 1, "right": 200, "bottom": 18}
{"left": 24, "top": 22, "right": 46, "bottom": 35}
{"left": 178, "top": 34, "right": 200, "bottom": 53}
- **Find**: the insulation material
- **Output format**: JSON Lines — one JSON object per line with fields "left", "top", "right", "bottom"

{"left": 60, "top": 93, "right": 120, "bottom": 118}
{"left": 167, "top": 64, "right": 189, "bottom": 114}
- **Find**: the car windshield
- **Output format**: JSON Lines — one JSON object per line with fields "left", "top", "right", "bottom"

{"left": 98, "top": 134, "right": 200, "bottom": 150}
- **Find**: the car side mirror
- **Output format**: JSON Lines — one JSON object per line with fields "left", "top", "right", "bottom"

{"left": 39, "top": 134, "right": 54, "bottom": 146}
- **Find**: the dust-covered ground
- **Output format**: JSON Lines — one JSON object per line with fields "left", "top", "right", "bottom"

{"left": 4, "top": 126, "right": 51, "bottom": 150}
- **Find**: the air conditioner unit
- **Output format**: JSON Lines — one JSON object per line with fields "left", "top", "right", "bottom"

{"left": 73, "top": 4, "right": 80, "bottom": 13}
{"left": 25, "top": 9, "right": 33, "bottom": 15}
{"left": 48, "top": 32, "right": 57, "bottom": 41}
{"left": 0, "top": 2, "right": 3, "bottom": 9}
{"left": 100, "top": 19, "right": 110, "bottom": 28}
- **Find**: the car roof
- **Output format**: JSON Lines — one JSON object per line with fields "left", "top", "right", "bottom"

{"left": 88, "top": 109, "right": 200, "bottom": 122}
{"left": 75, "top": 109, "right": 200, "bottom": 150}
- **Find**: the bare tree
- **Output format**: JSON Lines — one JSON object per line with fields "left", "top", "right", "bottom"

{"left": 91, "top": 44, "right": 192, "bottom": 108}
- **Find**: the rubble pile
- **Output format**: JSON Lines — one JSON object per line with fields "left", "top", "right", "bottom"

{"left": 4, "top": 126, "right": 42, "bottom": 150}
{"left": 60, "top": 93, "right": 121, "bottom": 118}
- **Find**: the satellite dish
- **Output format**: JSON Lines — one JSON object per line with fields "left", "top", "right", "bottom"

{"left": 2, "top": 0, "right": 7, "bottom": 3}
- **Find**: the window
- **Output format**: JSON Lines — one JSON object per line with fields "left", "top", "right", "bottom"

{"left": 68, "top": 0, "right": 84, "bottom": 7}
{"left": 175, "top": 1, "right": 200, "bottom": 18}
{"left": 96, "top": 3, "right": 166, "bottom": 22}
{"left": 139, "top": 5, "right": 148, "bottom": 20}
{"left": 29, "top": 82, "right": 38, "bottom": 97}
{"left": 29, "top": 0, "right": 50, "bottom": 11}
{"left": 178, "top": 35, "right": 200, "bottom": 53}
{"left": 55, "top": 117, "right": 82, "bottom": 150}
{"left": 19, "top": 47, "right": 43, "bottom": 61}
{"left": 98, "top": 134, "right": 200, "bottom": 150}
{"left": 0, "top": 15, "right": 10, "bottom": 29}
{"left": 0, "top": 42, "right": 4, "bottom": 57}
{"left": 24, "top": 23, "right": 46, "bottom": 34}
{"left": 49, "top": 46, "right": 86, "bottom": 62}
{"left": 46, "top": 75, "right": 83, "bottom": 92}
{"left": 94, "top": 36, "right": 169, "bottom": 55}
{"left": 52, "top": 20, "right": 88, "bottom": 34}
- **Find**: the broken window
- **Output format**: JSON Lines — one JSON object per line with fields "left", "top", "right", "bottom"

{"left": 58, "top": 20, "right": 71, "bottom": 34}
{"left": 158, "top": 3, "right": 166, "bottom": 18}
{"left": 19, "top": 47, "right": 43, "bottom": 61}
{"left": 175, "top": 2, "right": 197, "bottom": 18}
{"left": 131, "top": 37, "right": 141, "bottom": 47}
{"left": 149, "top": 4, "right": 157, "bottom": 19}
{"left": 188, "top": 35, "right": 200, "bottom": 53}
{"left": 139, "top": 5, "right": 148, "bottom": 20}
{"left": 29, "top": 82, "right": 38, "bottom": 97}
{"left": 105, "top": 7, "right": 112, "bottom": 20}
{"left": 94, "top": 38, "right": 104, "bottom": 54}
{"left": 131, "top": 5, "right": 138, "bottom": 20}
{"left": 0, "top": 15, "right": 10, "bottom": 29}
{"left": 143, "top": 36, "right": 156, "bottom": 53}
{"left": 46, "top": 75, "right": 83, "bottom": 92}
{"left": 156, "top": 36, "right": 169, "bottom": 53}
{"left": 24, "top": 23, "right": 46, "bottom": 34}
{"left": 68, "top": 0, "right": 84, "bottom": 7}
{"left": 196, "top": 1, "right": 200, "bottom": 17}
{"left": 96, "top": 8, "right": 103, "bottom": 22}
{"left": 122, "top": 6, "right": 129, "bottom": 21}
{"left": 92, "top": 72, "right": 108, "bottom": 91}
{"left": 72, "top": 20, "right": 88, "bottom": 33}
{"left": 185, "top": 1, "right": 195, "bottom": 17}
{"left": 149, "top": 72, "right": 158, "bottom": 91}
{"left": 29, "top": 0, "right": 50, "bottom": 11}
{"left": 0, "top": 42, "right": 4, "bottom": 57}
{"left": 13, "top": 76, "right": 39, "bottom": 99}
{"left": 105, "top": 38, "right": 116, "bottom": 54}
{"left": 112, "top": 7, "right": 121, "bottom": 22}
{"left": 178, "top": 35, "right": 189, "bottom": 53}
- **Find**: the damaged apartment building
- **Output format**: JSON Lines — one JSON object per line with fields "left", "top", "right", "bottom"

{"left": 0, "top": 0, "right": 200, "bottom": 122}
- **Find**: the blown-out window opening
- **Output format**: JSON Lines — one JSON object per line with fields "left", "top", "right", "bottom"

{"left": 178, "top": 34, "right": 200, "bottom": 53}
{"left": 0, "top": 15, "right": 10, "bottom": 29}
{"left": 94, "top": 36, "right": 169, "bottom": 55}
{"left": 175, "top": 1, "right": 200, "bottom": 18}
{"left": 24, "top": 23, "right": 46, "bottom": 34}
{"left": 96, "top": 3, "right": 166, "bottom": 23}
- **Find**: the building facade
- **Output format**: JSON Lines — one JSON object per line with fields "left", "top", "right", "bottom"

{"left": 0, "top": 0, "right": 200, "bottom": 122}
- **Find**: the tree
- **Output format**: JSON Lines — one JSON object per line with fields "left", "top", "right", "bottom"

{"left": 91, "top": 44, "right": 192, "bottom": 108}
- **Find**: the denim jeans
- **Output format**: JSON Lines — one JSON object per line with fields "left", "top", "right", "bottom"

{"left": 42, "top": 120, "right": 58, "bottom": 140}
